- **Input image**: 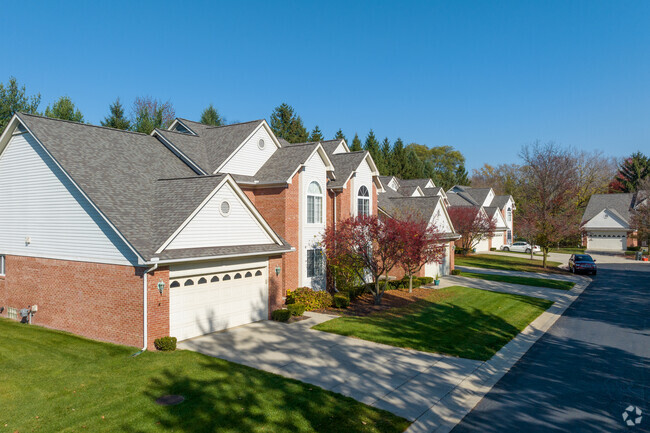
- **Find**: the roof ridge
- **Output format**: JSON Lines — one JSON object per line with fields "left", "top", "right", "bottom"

{"left": 157, "top": 173, "right": 225, "bottom": 182}
{"left": 18, "top": 112, "right": 152, "bottom": 137}
{"left": 204, "top": 119, "right": 263, "bottom": 130}
{"left": 155, "top": 128, "right": 201, "bottom": 137}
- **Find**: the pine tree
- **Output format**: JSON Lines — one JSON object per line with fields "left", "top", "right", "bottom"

{"left": 403, "top": 148, "right": 426, "bottom": 179}
{"left": 364, "top": 129, "right": 384, "bottom": 174}
{"left": 390, "top": 138, "right": 407, "bottom": 177}
{"left": 380, "top": 138, "right": 391, "bottom": 175}
{"left": 309, "top": 125, "right": 324, "bottom": 142}
{"left": 0, "top": 77, "right": 41, "bottom": 134}
{"left": 44, "top": 96, "right": 84, "bottom": 123}
{"left": 200, "top": 104, "right": 225, "bottom": 126}
{"left": 610, "top": 152, "right": 650, "bottom": 192}
{"left": 101, "top": 98, "right": 131, "bottom": 130}
{"left": 269, "top": 103, "right": 308, "bottom": 143}
{"left": 455, "top": 163, "right": 470, "bottom": 185}
{"left": 350, "top": 133, "right": 362, "bottom": 151}
{"left": 334, "top": 129, "right": 346, "bottom": 142}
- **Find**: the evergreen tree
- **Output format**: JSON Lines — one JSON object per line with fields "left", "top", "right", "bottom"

{"left": 350, "top": 133, "right": 362, "bottom": 151}
{"left": 610, "top": 152, "right": 650, "bottom": 192}
{"left": 390, "top": 138, "right": 408, "bottom": 177}
{"left": 364, "top": 129, "right": 384, "bottom": 173}
{"left": 44, "top": 96, "right": 84, "bottom": 123}
{"left": 131, "top": 97, "right": 175, "bottom": 134}
{"left": 380, "top": 138, "right": 391, "bottom": 174}
{"left": 0, "top": 77, "right": 41, "bottom": 134}
{"left": 309, "top": 125, "right": 324, "bottom": 142}
{"left": 101, "top": 98, "right": 131, "bottom": 130}
{"left": 334, "top": 129, "right": 346, "bottom": 142}
{"left": 200, "top": 104, "right": 225, "bottom": 126}
{"left": 269, "top": 103, "right": 308, "bottom": 143}
{"left": 454, "top": 163, "right": 470, "bottom": 185}
{"left": 403, "top": 148, "right": 426, "bottom": 179}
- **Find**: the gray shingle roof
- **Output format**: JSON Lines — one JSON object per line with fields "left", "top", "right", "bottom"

{"left": 253, "top": 143, "right": 321, "bottom": 184}
{"left": 318, "top": 139, "right": 346, "bottom": 157}
{"left": 378, "top": 196, "right": 441, "bottom": 219}
{"left": 397, "top": 178, "right": 433, "bottom": 190}
{"left": 157, "top": 242, "right": 292, "bottom": 261}
{"left": 398, "top": 186, "right": 420, "bottom": 197}
{"left": 446, "top": 192, "right": 477, "bottom": 206}
{"left": 491, "top": 195, "right": 513, "bottom": 210}
{"left": 378, "top": 175, "right": 397, "bottom": 189}
{"left": 327, "top": 151, "right": 369, "bottom": 189}
{"left": 582, "top": 193, "right": 635, "bottom": 224}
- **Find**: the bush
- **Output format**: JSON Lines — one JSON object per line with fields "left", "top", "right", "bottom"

{"left": 451, "top": 269, "right": 462, "bottom": 275}
{"left": 421, "top": 277, "right": 434, "bottom": 285}
{"left": 345, "top": 284, "right": 367, "bottom": 301}
{"left": 286, "top": 303, "right": 306, "bottom": 317}
{"left": 154, "top": 336, "right": 177, "bottom": 351}
{"left": 271, "top": 309, "right": 291, "bottom": 322}
{"left": 628, "top": 246, "right": 640, "bottom": 252}
{"left": 286, "top": 287, "right": 332, "bottom": 310}
{"left": 490, "top": 247, "right": 496, "bottom": 251}
{"left": 333, "top": 293, "right": 350, "bottom": 308}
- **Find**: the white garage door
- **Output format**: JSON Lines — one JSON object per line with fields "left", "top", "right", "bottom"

{"left": 492, "top": 232, "right": 505, "bottom": 250}
{"left": 425, "top": 244, "right": 451, "bottom": 277}
{"left": 587, "top": 233, "right": 626, "bottom": 251}
{"left": 169, "top": 266, "right": 268, "bottom": 341}
{"left": 475, "top": 237, "right": 490, "bottom": 252}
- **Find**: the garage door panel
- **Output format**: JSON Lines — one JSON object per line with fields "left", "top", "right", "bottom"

{"left": 587, "top": 233, "right": 626, "bottom": 251}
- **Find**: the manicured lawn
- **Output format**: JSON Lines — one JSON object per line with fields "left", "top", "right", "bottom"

{"left": 313, "top": 286, "right": 553, "bottom": 361}
{"left": 549, "top": 247, "right": 587, "bottom": 255}
{"left": 0, "top": 319, "right": 409, "bottom": 433}
{"left": 456, "top": 254, "right": 563, "bottom": 274}
{"left": 459, "top": 271, "right": 575, "bottom": 290}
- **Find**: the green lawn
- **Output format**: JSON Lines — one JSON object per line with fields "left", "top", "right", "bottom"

{"left": 313, "top": 286, "right": 553, "bottom": 361}
{"left": 456, "top": 254, "right": 563, "bottom": 273}
{"left": 459, "top": 271, "right": 575, "bottom": 290}
{"left": 0, "top": 319, "right": 408, "bottom": 433}
{"left": 549, "top": 247, "right": 587, "bottom": 255}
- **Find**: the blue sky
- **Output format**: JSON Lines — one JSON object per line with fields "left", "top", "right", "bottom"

{"left": 3, "top": 0, "right": 649, "bottom": 171}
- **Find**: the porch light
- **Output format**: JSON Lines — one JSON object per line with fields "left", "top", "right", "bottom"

{"left": 157, "top": 280, "right": 165, "bottom": 294}
{"left": 275, "top": 266, "right": 281, "bottom": 276}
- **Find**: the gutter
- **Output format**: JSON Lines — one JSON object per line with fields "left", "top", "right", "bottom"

{"left": 134, "top": 262, "right": 158, "bottom": 356}
{"left": 147, "top": 247, "right": 295, "bottom": 266}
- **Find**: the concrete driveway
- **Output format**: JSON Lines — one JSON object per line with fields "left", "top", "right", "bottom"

{"left": 179, "top": 312, "right": 482, "bottom": 422}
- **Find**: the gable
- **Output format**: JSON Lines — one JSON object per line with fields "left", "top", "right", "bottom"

{"left": 583, "top": 208, "right": 629, "bottom": 230}
{"left": 483, "top": 190, "right": 495, "bottom": 207}
{"left": 334, "top": 140, "right": 349, "bottom": 154}
{"left": 0, "top": 131, "right": 139, "bottom": 265}
{"left": 424, "top": 179, "right": 435, "bottom": 189}
{"left": 163, "top": 181, "right": 276, "bottom": 251}
{"left": 388, "top": 177, "right": 399, "bottom": 191}
{"left": 430, "top": 201, "right": 453, "bottom": 234}
{"left": 217, "top": 123, "right": 279, "bottom": 176}
{"left": 492, "top": 209, "right": 508, "bottom": 230}
{"left": 412, "top": 187, "right": 424, "bottom": 197}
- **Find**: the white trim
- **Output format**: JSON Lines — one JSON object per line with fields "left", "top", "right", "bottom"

{"left": 0, "top": 254, "right": 5, "bottom": 276}
{"left": 150, "top": 247, "right": 294, "bottom": 265}
{"left": 213, "top": 120, "right": 282, "bottom": 174}
{"left": 11, "top": 114, "right": 146, "bottom": 265}
{"left": 155, "top": 174, "right": 283, "bottom": 254}
{"left": 168, "top": 119, "right": 198, "bottom": 136}
{"left": 152, "top": 130, "right": 208, "bottom": 175}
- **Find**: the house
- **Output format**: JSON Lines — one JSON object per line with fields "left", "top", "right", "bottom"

{"left": 377, "top": 176, "right": 459, "bottom": 278}
{"left": 581, "top": 191, "right": 648, "bottom": 250}
{"left": 446, "top": 185, "right": 515, "bottom": 251}
{"left": 0, "top": 113, "right": 380, "bottom": 348}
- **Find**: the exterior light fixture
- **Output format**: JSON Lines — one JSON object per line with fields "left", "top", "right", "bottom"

{"left": 157, "top": 280, "right": 165, "bottom": 294}
{"left": 275, "top": 266, "right": 281, "bottom": 276}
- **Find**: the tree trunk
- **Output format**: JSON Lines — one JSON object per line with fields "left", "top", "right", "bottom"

{"left": 542, "top": 247, "right": 548, "bottom": 268}
{"left": 409, "top": 274, "right": 413, "bottom": 293}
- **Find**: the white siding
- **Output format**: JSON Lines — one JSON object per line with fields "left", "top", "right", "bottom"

{"left": 166, "top": 182, "right": 274, "bottom": 250}
{"left": 350, "top": 157, "right": 374, "bottom": 217}
{"left": 0, "top": 133, "right": 138, "bottom": 265}
{"left": 430, "top": 202, "right": 452, "bottom": 234}
{"left": 583, "top": 209, "right": 629, "bottom": 230}
{"left": 333, "top": 141, "right": 348, "bottom": 154}
{"left": 483, "top": 190, "right": 495, "bottom": 207}
{"left": 218, "top": 125, "right": 277, "bottom": 176}
{"left": 300, "top": 151, "right": 328, "bottom": 290}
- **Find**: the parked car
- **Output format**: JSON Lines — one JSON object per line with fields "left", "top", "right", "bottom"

{"left": 568, "top": 254, "right": 597, "bottom": 275}
{"left": 500, "top": 242, "right": 541, "bottom": 254}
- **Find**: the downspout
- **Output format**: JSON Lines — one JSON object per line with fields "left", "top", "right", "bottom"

{"left": 134, "top": 263, "right": 158, "bottom": 356}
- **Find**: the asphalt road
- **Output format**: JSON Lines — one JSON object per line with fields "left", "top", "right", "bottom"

{"left": 452, "top": 259, "right": 650, "bottom": 433}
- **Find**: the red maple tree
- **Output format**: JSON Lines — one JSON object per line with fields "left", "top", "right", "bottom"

{"left": 447, "top": 206, "right": 496, "bottom": 253}
{"left": 396, "top": 217, "right": 446, "bottom": 293}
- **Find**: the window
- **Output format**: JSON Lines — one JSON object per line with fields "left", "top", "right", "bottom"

{"left": 258, "top": 138, "right": 265, "bottom": 150}
{"left": 507, "top": 207, "right": 512, "bottom": 222}
{"left": 198, "top": 277, "right": 207, "bottom": 284}
{"left": 210, "top": 276, "right": 220, "bottom": 283}
{"left": 307, "top": 181, "right": 323, "bottom": 223}
{"left": 184, "top": 279, "right": 194, "bottom": 286}
{"left": 220, "top": 201, "right": 231, "bottom": 217}
{"left": 223, "top": 274, "right": 231, "bottom": 281}
{"left": 234, "top": 273, "right": 242, "bottom": 279}
{"left": 170, "top": 281, "right": 180, "bottom": 288}
{"left": 245, "top": 272, "right": 252, "bottom": 278}
{"left": 507, "top": 230, "right": 512, "bottom": 243}
{"left": 255, "top": 270, "right": 263, "bottom": 276}
{"left": 0, "top": 255, "right": 4, "bottom": 276}
{"left": 307, "top": 249, "right": 324, "bottom": 278}
{"left": 357, "top": 186, "right": 370, "bottom": 216}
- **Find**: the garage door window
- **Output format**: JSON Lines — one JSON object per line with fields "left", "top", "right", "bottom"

{"left": 234, "top": 273, "right": 242, "bottom": 279}
{"left": 307, "top": 249, "right": 324, "bottom": 277}
{"left": 255, "top": 270, "right": 262, "bottom": 276}
{"left": 245, "top": 271, "right": 252, "bottom": 277}
{"left": 184, "top": 279, "right": 194, "bottom": 286}
{"left": 198, "top": 277, "right": 207, "bottom": 284}
{"left": 211, "top": 276, "right": 220, "bottom": 282}
{"left": 223, "top": 274, "right": 231, "bottom": 281}
{"left": 170, "top": 281, "right": 180, "bottom": 288}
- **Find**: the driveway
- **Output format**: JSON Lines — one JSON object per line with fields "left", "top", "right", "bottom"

{"left": 179, "top": 313, "right": 482, "bottom": 422}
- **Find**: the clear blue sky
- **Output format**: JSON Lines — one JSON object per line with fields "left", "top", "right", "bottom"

{"left": 3, "top": 0, "right": 649, "bottom": 171}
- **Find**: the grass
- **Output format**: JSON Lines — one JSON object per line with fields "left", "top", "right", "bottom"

{"left": 455, "top": 254, "right": 563, "bottom": 274}
{"left": 313, "top": 286, "right": 553, "bottom": 361}
{"left": 549, "top": 247, "right": 587, "bottom": 255}
{"left": 459, "top": 271, "right": 575, "bottom": 290}
{"left": 0, "top": 319, "right": 409, "bottom": 433}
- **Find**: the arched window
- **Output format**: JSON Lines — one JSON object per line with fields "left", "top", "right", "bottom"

{"left": 234, "top": 273, "right": 242, "bottom": 279}
{"left": 223, "top": 274, "right": 231, "bottom": 281}
{"left": 198, "top": 277, "right": 207, "bottom": 284}
{"left": 307, "top": 181, "right": 322, "bottom": 223}
{"left": 245, "top": 271, "right": 252, "bottom": 278}
{"left": 170, "top": 281, "right": 180, "bottom": 288}
{"left": 507, "top": 207, "right": 512, "bottom": 222}
{"left": 184, "top": 279, "right": 194, "bottom": 286}
{"left": 210, "top": 276, "right": 220, "bottom": 283}
{"left": 358, "top": 185, "right": 370, "bottom": 216}
{"left": 255, "top": 270, "right": 263, "bottom": 276}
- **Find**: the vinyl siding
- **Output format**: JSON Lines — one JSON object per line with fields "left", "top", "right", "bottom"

{"left": 351, "top": 157, "right": 373, "bottom": 217}
{"left": 430, "top": 202, "right": 452, "bottom": 234}
{"left": 219, "top": 125, "right": 277, "bottom": 176}
{"left": 300, "top": 151, "right": 327, "bottom": 290}
{"left": 333, "top": 142, "right": 348, "bottom": 154}
{"left": 0, "top": 133, "right": 138, "bottom": 265}
{"left": 166, "top": 182, "right": 274, "bottom": 250}
{"left": 583, "top": 209, "right": 629, "bottom": 229}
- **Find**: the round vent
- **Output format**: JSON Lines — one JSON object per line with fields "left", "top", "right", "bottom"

{"left": 258, "top": 138, "right": 265, "bottom": 150}
{"left": 220, "top": 201, "right": 231, "bottom": 216}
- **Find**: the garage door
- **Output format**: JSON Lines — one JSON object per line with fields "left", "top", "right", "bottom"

{"left": 587, "top": 234, "right": 626, "bottom": 251}
{"left": 475, "top": 237, "right": 490, "bottom": 252}
{"left": 491, "top": 232, "right": 505, "bottom": 250}
{"left": 169, "top": 266, "right": 268, "bottom": 341}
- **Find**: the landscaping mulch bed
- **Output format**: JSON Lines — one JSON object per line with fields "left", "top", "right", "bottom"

{"left": 318, "top": 287, "right": 443, "bottom": 317}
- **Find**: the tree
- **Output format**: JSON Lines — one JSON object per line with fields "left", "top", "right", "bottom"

{"left": 0, "top": 77, "right": 41, "bottom": 134}
{"left": 321, "top": 215, "right": 403, "bottom": 305}
{"left": 44, "top": 96, "right": 84, "bottom": 123}
{"left": 200, "top": 104, "right": 225, "bottom": 126}
{"left": 396, "top": 217, "right": 446, "bottom": 293}
{"left": 403, "top": 148, "right": 426, "bottom": 179}
{"left": 575, "top": 150, "right": 617, "bottom": 209}
{"left": 101, "top": 98, "right": 131, "bottom": 130}
{"left": 610, "top": 152, "right": 650, "bottom": 193}
{"left": 390, "top": 138, "right": 407, "bottom": 177}
{"left": 350, "top": 133, "right": 362, "bottom": 151}
{"left": 470, "top": 163, "right": 523, "bottom": 197}
{"left": 309, "top": 125, "right": 324, "bottom": 142}
{"left": 132, "top": 96, "right": 175, "bottom": 134}
{"left": 364, "top": 129, "right": 384, "bottom": 173}
{"left": 334, "top": 129, "right": 346, "bottom": 141}
{"left": 269, "top": 103, "right": 308, "bottom": 143}
{"left": 409, "top": 144, "right": 466, "bottom": 189}
{"left": 447, "top": 206, "right": 496, "bottom": 253}
{"left": 380, "top": 138, "right": 391, "bottom": 173}
{"left": 630, "top": 177, "right": 650, "bottom": 248}
{"left": 518, "top": 142, "right": 581, "bottom": 267}
{"left": 454, "top": 163, "right": 470, "bottom": 185}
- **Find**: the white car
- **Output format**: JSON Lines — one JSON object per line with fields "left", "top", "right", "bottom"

{"left": 500, "top": 242, "right": 541, "bottom": 254}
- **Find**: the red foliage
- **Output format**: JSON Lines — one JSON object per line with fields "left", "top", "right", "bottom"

{"left": 396, "top": 216, "right": 446, "bottom": 291}
{"left": 447, "top": 206, "right": 496, "bottom": 252}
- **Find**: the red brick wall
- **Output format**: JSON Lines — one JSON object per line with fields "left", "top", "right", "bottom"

{"left": 146, "top": 266, "right": 170, "bottom": 350}
{"left": 0, "top": 255, "right": 147, "bottom": 348}
{"left": 268, "top": 255, "right": 284, "bottom": 314}
{"left": 449, "top": 242, "right": 455, "bottom": 271}
{"left": 372, "top": 183, "right": 378, "bottom": 216}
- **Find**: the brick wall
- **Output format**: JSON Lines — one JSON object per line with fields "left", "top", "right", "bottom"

{"left": 146, "top": 266, "right": 170, "bottom": 350}
{"left": 0, "top": 255, "right": 147, "bottom": 348}
{"left": 268, "top": 255, "right": 284, "bottom": 314}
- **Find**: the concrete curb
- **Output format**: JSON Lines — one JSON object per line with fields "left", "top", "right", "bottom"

{"left": 405, "top": 274, "right": 591, "bottom": 433}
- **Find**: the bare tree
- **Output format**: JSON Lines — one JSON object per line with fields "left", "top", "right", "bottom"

{"left": 631, "top": 177, "right": 650, "bottom": 248}
{"left": 575, "top": 150, "right": 617, "bottom": 209}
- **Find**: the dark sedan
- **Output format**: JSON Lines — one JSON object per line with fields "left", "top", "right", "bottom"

{"left": 568, "top": 254, "right": 597, "bottom": 275}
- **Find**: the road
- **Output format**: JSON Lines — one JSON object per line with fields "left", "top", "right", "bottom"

{"left": 452, "top": 257, "right": 650, "bottom": 432}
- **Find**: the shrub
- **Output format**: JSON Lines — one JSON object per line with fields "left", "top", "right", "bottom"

{"left": 421, "top": 277, "right": 434, "bottom": 285}
{"left": 271, "top": 309, "right": 291, "bottom": 322}
{"left": 490, "top": 247, "right": 496, "bottom": 251}
{"left": 345, "top": 284, "right": 367, "bottom": 301}
{"left": 154, "top": 336, "right": 177, "bottom": 351}
{"left": 286, "top": 287, "right": 332, "bottom": 311}
{"left": 451, "top": 269, "right": 462, "bottom": 275}
{"left": 628, "top": 246, "right": 640, "bottom": 252}
{"left": 287, "top": 303, "right": 306, "bottom": 317}
{"left": 333, "top": 293, "right": 350, "bottom": 308}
